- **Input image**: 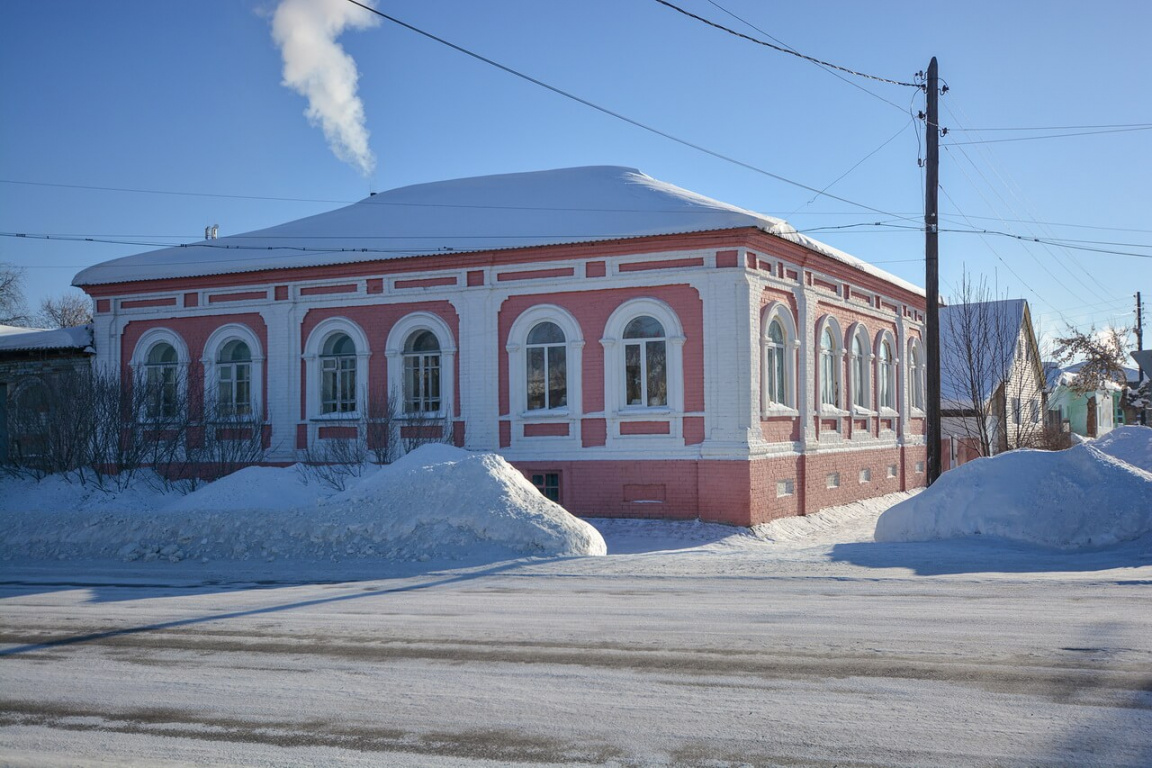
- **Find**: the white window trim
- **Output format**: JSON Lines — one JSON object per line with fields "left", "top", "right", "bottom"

{"left": 303, "top": 317, "right": 370, "bottom": 421}
{"left": 761, "top": 302, "right": 799, "bottom": 417}
{"left": 506, "top": 304, "right": 584, "bottom": 421}
{"left": 385, "top": 311, "right": 457, "bottom": 421}
{"left": 601, "top": 298, "right": 685, "bottom": 419}
{"left": 598, "top": 298, "right": 686, "bottom": 449}
{"left": 200, "top": 323, "right": 265, "bottom": 422}
{"left": 128, "top": 327, "right": 191, "bottom": 422}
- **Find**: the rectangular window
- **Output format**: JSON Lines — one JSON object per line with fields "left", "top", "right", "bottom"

{"left": 826, "top": 472, "right": 840, "bottom": 489}
{"left": 322, "top": 357, "right": 356, "bottom": 413}
{"left": 531, "top": 472, "right": 561, "bottom": 503}
{"left": 625, "top": 343, "right": 643, "bottom": 406}
{"left": 887, "top": 464, "right": 898, "bottom": 478}
{"left": 1012, "top": 396, "right": 1022, "bottom": 425}
{"left": 776, "top": 479, "right": 794, "bottom": 498}
{"left": 859, "top": 468, "right": 871, "bottom": 483}
{"left": 548, "top": 347, "right": 567, "bottom": 409}
{"left": 646, "top": 340, "right": 667, "bottom": 406}
{"left": 915, "top": 461, "right": 925, "bottom": 473}
{"left": 1030, "top": 399, "right": 1039, "bottom": 424}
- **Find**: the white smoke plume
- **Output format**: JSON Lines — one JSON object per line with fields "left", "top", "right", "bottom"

{"left": 271, "top": 0, "right": 378, "bottom": 177}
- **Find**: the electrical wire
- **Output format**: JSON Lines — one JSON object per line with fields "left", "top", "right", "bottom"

{"left": 949, "top": 122, "right": 1152, "bottom": 132}
{"left": 700, "top": 0, "right": 909, "bottom": 113}
{"left": 651, "top": 0, "right": 918, "bottom": 87}
{"left": 0, "top": 179, "right": 355, "bottom": 205}
{"left": 943, "top": 125, "right": 1152, "bottom": 146}
{"left": 339, "top": 0, "right": 916, "bottom": 222}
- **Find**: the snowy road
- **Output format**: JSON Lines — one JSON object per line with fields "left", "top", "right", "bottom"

{"left": 2, "top": 514, "right": 1151, "bottom": 767}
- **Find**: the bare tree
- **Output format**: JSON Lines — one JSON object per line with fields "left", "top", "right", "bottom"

{"left": 0, "top": 264, "right": 30, "bottom": 326}
{"left": 36, "top": 291, "right": 93, "bottom": 328}
{"left": 940, "top": 271, "right": 1045, "bottom": 458}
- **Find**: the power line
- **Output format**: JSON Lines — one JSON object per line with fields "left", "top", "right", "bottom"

{"left": 651, "top": 0, "right": 918, "bottom": 87}
{"left": 787, "top": 120, "right": 914, "bottom": 215}
{"left": 0, "top": 179, "right": 355, "bottom": 205}
{"left": 949, "top": 122, "right": 1152, "bottom": 132}
{"left": 699, "top": 0, "right": 909, "bottom": 113}
{"left": 340, "top": 1, "right": 914, "bottom": 222}
{"left": 943, "top": 125, "right": 1152, "bottom": 146}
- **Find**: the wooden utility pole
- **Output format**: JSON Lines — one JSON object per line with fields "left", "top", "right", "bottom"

{"left": 924, "top": 58, "right": 942, "bottom": 484}
{"left": 1137, "top": 291, "right": 1146, "bottom": 425}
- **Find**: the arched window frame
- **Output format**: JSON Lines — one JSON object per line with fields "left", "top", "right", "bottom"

{"left": 303, "top": 318, "right": 370, "bottom": 420}
{"left": 760, "top": 302, "right": 799, "bottom": 416}
{"left": 386, "top": 312, "right": 456, "bottom": 419}
{"left": 815, "top": 316, "right": 845, "bottom": 414}
{"left": 201, "top": 323, "right": 264, "bottom": 421}
{"left": 129, "top": 328, "right": 190, "bottom": 421}
{"left": 874, "top": 330, "right": 898, "bottom": 414}
{"left": 847, "top": 322, "right": 873, "bottom": 414}
{"left": 506, "top": 304, "right": 584, "bottom": 419}
{"left": 601, "top": 298, "right": 685, "bottom": 417}
{"left": 908, "top": 337, "right": 926, "bottom": 414}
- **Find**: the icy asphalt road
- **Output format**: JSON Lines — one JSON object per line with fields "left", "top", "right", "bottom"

{"left": 2, "top": 513, "right": 1151, "bottom": 767}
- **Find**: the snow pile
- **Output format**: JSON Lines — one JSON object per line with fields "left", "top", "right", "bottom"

{"left": 0, "top": 446, "right": 605, "bottom": 564}
{"left": 875, "top": 440, "right": 1152, "bottom": 549}
{"left": 1093, "top": 425, "right": 1152, "bottom": 472}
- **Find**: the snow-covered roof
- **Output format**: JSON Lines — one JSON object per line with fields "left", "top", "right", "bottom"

{"left": 1045, "top": 359, "right": 1134, "bottom": 392}
{"left": 72, "top": 166, "right": 924, "bottom": 296}
{"left": 0, "top": 324, "right": 93, "bottom": 353}
{"left": 938, "top": 299, "right": 1028, "bottom": 406}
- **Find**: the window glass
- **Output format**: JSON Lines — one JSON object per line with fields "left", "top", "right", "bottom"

{"left": 879, "top": 340, "right": 895, "bottom": 409}
{"left": 145, "top": 342, "right": 178, "bottom": 418}
{"left": 623, "top": 316, "right": 667, "bottom": 407}
{"left": 320, "top": 333, "right": 356, "bottom": 414}
{"left": 526, "top": 321, "right": 567, "bottom": 411}
{"left": 217, "top": 340, "right": 253, "bottom": 416}
{"left": 820, "top": 328, "right": 838, "bottom": 407}
{"left": 765, "top": 319, "right": 786, "bottom": 406}
{"left": 852, "top": 334, "right": 867, "bottom": 408}
{"left": 403, "top": 330, "right": 441, "bottom": 413}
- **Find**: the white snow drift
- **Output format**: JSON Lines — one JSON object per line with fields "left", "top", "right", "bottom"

{"left": 875, "top": 429, "right": 1152, "bottom": 548}
{"left": 0, "top": 445, "right": 605, "bottom": 564}
{"left": 1093, "top": 425, "right": 1152, "bottom": 472}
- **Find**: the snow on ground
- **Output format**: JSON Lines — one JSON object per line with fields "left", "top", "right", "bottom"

{"left": 1094, "top": 424, "right": 1152, "bottom": 471}
{"left": 2, "top": 488, "right": 1150, "bottom": 767}
{"left": 0, "top": 445, "right": 605, "bottom": 566}
{"left": 876, "top": 429, "right": 1152, "bottom": 549}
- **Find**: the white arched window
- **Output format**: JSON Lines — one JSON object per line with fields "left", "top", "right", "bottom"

{"left": 601, "top": 298, "right": 685, "bottom": 418}
{"left": 849, "top": 324, "right": 871, "bottom": 411}
{"left": 877, "top": 337, "right": 896, "bottom": 410}
{"left": 217, "top": 340, "right": 252, "bottom": 416}
{"left": 403, "top": 330, "right": 441, "bottom": 414}
{"left": 202, "top": 323, "right": 264, "bottom": 421}
{"left": 761, "top": 304, "right": 798, "bottom": 414}
{"left": 526, "top": 321, "right": 567, "bottom": 411}
{"left": 386, "top": 312, "right": 456, "bottom": 419}
{"left": 145, "top": 342, "right": 179, "bottom": 418}
{"left": 130, "top": 328, "right": 190, "bottom": 421}
{"left": 321, "top": 333, "right": 357, "bottom": 414}
{"left": 507, "top": 305, "right": 583, "bottom": 421}
{"left": 623, "top": 315, "right": 667, "bottom": 407}
{"left": 909, "top": 338, "right": 926, "bottom": 412}
{"left": 819, "top": 325, "right": 841, "bottom": 409}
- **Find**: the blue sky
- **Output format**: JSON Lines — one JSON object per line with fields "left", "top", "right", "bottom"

{"left": 1, "top": 0, "right": 1148, "bottom": 351}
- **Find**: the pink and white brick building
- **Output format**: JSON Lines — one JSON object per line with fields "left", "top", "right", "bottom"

{"left": 74, "top": 166, "right": 928, "bottom": 526}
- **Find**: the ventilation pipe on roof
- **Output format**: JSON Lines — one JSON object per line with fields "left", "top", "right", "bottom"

{"left": 204, "top": 224, "right": 218, "bottom": 240}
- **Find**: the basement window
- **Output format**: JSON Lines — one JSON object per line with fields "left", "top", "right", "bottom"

{"left": 531, "top": 472, "right": 561, "bottom": 503}
{"left": 826, "top": 472, "right": 840, "bottom": 489}
{"left": 776, "top": 479, "right": 794, "bottom": 498}
{"left": 859, "top": 468, "right": 872, "bottom": 484}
